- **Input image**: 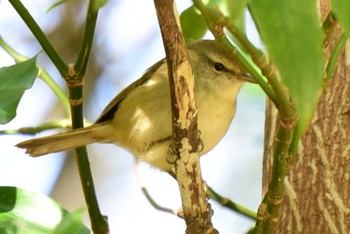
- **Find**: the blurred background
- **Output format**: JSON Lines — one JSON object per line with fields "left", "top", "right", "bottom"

{"left": 0, "top": 0, "right": 265, "bottom": 233}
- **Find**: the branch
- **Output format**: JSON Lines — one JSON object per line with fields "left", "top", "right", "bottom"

{"left": 8, "top": 0, "right": 68, "bottom": 75}
{"left": 8, "top": 1, "right": 107, "bottom": 232}
{"left": 153, "top": 1, "right": 217, "bottom": 233}
{"left": 66, "top": 1, "right": 108, "bottom": 233}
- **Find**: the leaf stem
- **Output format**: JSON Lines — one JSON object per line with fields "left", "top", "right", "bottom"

{"left": 8, "top": 0, "right": 68, "bottom": 76}
{"left": 74, "top": 2, "right": 99, "bottom": 77}
{"left": 0, "top": 120, "right": 71, "bottom": 135}
{"left": 206, "top": 185, "right": 257, "bottom": 221}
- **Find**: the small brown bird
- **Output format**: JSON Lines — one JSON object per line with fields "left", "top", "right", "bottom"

{"left": 17, "top": 40, "right": 253, "bottom": 171}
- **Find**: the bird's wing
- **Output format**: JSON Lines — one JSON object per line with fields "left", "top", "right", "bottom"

{"left": 95, "top": 59, "right": 166, "bottom": 123}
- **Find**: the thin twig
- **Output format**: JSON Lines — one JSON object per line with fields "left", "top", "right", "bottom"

{"left": 140, "top": 187, "right": 178, "bottom": 216}
{"left": 136, "top": 162, "right": 178, "bottom": 216}
{"left": 73, "top": 1, "right": 99, "bottom": 79}
{"left": 0, "top": 120, "right": 71, "bottom": 135}
{"left": 325, "top": 33, "right": 347, "bottom": 82}
{"left": 206, "top": 185, "right": 257, "bottom": 221}
{"left": 8, "top": 0, "right": 68, "bottom": 75}
{"left": 167, "top": 171, "right": 258, "bottom": 221}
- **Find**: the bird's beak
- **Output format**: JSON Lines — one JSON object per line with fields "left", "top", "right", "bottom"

{"left": 238, "top": 73, "right": 256, "bottom": 83}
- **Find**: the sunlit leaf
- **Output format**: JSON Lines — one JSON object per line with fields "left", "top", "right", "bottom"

{"left": 0, "top": 186, "right": 90, "bottom": 234}
{"left": 330, "top": 0, "right": 350, "bottom": 36}
{"left": 250, "top": 1, "right": 323, "bottom": 132}
{"left": 0, "top": 56, "right": 38, "bottom": 124}
{"left": 181, "top": 5, "right": 208, "bottom": 42}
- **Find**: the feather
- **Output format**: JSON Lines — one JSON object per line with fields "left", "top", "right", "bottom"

{"left": 16, "top": 124, "right": 108, "bottom": 157}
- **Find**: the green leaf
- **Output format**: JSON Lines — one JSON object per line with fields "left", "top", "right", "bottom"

{"left": 180, "top": 5, "right": 208, "bottom": 42}
{"left": 53, "top": 208, "right": 88, "bottom": 234}
{"left": 250, "top": 1, "right": 324, "bottom": 131}
{"left": 330, "top": 0, "right": 350, "bottom": 36}
{"left": 0, "top": 186, "right": 90, "bottom": 234}
{"left": 0, "top": 56, "right": 38, "bottom": 124}
{"left": 46, "top": 0, "right": 71, "bottom": 13}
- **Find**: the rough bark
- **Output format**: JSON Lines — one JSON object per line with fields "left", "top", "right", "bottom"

{"left": 263, "top": 1, "right": 350, "bottom": 233}
{"left": 153, "top": 1, "right": 217, "bottom": 233}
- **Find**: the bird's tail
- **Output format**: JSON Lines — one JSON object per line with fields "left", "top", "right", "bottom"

{"left": 16, "top": 124, "right": 108, "bottom": 157}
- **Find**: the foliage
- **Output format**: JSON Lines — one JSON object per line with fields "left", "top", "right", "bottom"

{"left": 250, "top": 0, "right": 324, "bottom": 132}
{"left": 180, "top": 6, "right": 207, "bottom": 42}
{"left": 0, "top": 186, "right": 89, "bottom": 234}
{"left": 0, "top": 56, "right": 38, "bottom": 124}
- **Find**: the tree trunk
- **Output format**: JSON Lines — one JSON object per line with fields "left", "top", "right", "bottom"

{"left": 263, "top": 1, "right": 350, "bottom": 233}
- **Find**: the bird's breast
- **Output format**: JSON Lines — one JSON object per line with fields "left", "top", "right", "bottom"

{"left": 196, "top": 89, "right": 237, "bottom": 155}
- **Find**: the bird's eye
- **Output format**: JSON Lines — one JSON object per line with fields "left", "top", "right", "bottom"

{"left": 214, "top": 62, "right": 225, "bottom": 72}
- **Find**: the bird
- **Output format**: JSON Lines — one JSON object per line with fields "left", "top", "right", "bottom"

{"left": 16, "top": 40, "right": 254, "bottom": 171}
